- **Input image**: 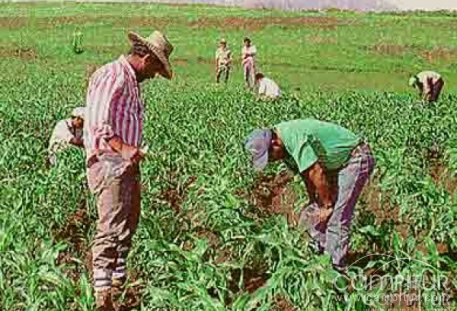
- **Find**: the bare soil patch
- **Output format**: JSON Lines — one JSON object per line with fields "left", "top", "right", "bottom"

{"left": 223, "top": 264, "right": 297, "bottom": 310}
{"left": 371, "top": 44, "right": 407, "bottom": 56}
{"left": 240, "top": 171, "right": 298, "bottom": 226}
{"left": 0, "top": 15, "right": 176, "bottom": 30}
{"left": 173, "top": 57, "right": 189, "bottom": 67}
{"left": 206, "top": 263, "right": 269, "bottom": 306}
{"left": 422, "top": 48, "right": 457, "bottom": 63}
{"left": 0, "top": 17, "right": 28, "bottom": 29}
{"left": 307, "top": 35, "right": 337, "bottom": 44}
{"left": 360, "top": 182, "right": 396, "bottom": 223}
{"left": 158, "top": 175, "right": 197, "bottom": 213}
{"left": 196, "top": 56, "right": 212, "bottom": 65}
{"left": 1, "top": 14, "right": 350, "bottom": 33}
{"left": 54, "top": 191, "right": 146, "bottom": 309}
{"left": 196, "top": 227, "right": 220, "bottom": 248}
{"left": 273, "top": 295, "right": 296, "bottom": 311}
{"left": 114, "top": 270, "right": 145, "bottom": 311}
{"left": 54, "top": 197, "right": 93, "bottom": 283}
{"left": 113, "top": 16, "right": 175, "bottom": 28}
{"left": 429, "top": 162, "right": 457, "bottom": 195}
{"left": 228, "top": 264, "right": 269, "bottom": 294}
{"left": 190, "top": 16, "right": 352, "bottom": 31}
{"left": 0, "top": 47, "right": 37, "bottom": 60}
{"left": 360, "top": 177, "right": 455, "bottom": 258}
{"left": 85, "top": 44, "right": 126, "bottom": 56}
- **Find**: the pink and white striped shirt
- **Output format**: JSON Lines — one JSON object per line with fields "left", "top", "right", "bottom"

{"left": 84, "top": 55, "right": 144, "bottom": 161}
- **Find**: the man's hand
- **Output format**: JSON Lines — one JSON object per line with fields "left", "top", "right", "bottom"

{"left": 302, "top": 162, "right": 336, "bottom": 209}
{"left": 303, "top": 203, "right": 334, "bottom": 226}
{"left": 70, "top": 137, "right": 84, "bottom": 147}
{"left": 108, "top": 136, "right": 145, "bottom": 164}
{"left": 121, "top": 144, "right": 144, "bottom": 164}
{"left": 131, "top": 148, "right": 145, "bottom": 165}
{"left": 317, "top": 206, "right": 334, "bottom": 224}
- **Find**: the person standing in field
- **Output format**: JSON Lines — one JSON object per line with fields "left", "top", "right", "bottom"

{"left": 215, "top": 38, "right": 232, "bottom": 83}
{"left": 245, "top": 119, "right": 375, "bottom": 272}
{"left": 47, "top": 107, "right": 85, "bottom": 167}
{"left": 255, "top": 72, "right": 281, "bottom": 100}
{"left": 242, "top": 37, "right": 257, "bottom": 89}
{"left": 409, "top": 71, "right": 444, "bottom": 102}
{"left": 84, "top": 30, "right": 173, "bottom": 311}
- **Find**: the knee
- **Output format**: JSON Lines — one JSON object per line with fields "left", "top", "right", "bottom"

{"left": 328, "top": 215, "right": 351, "bottom": 232}
{"left": 326, "top": 222, "right": 340, "bottom": 236}
{"left": 95, "top": 221, "right": 128, "bottom": 243}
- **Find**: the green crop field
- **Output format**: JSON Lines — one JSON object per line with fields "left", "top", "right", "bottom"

{"left": 1, "top": 2, "right": 457, "bottom": 311}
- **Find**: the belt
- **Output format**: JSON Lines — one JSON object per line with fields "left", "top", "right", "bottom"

{"left": 87, "top": 155, "right": 140, "bottom": 173}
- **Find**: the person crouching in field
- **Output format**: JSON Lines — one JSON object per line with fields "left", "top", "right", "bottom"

{"left": 84, "top": 30, "right": 173, "bottom": 311}
{"left": 255, "top": 72, "right": 281, "bottom": 100}
{"left": 409, "top": 71, "right": 444, "bottom": 102}
{"left": 245, "top": 119, "right": 375, "bottom": 272}
{"left": 215, "top": 38, "right": 232, "bottom": 83}
{"left": 242, "top": 37, "right": 257, "bottom": 89}
{"left": 47, "top": 107, "right": 85, "bottom": 167}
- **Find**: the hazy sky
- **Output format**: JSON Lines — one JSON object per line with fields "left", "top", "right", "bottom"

{"left": 393, "top": 0, "right": 457, "bottom": 10}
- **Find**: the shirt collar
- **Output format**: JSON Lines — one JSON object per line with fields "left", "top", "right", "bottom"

{"left": 118, "top": 55, "right": 138, "bottom": 84}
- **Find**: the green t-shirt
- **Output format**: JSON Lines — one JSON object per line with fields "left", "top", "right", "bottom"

{"left": 275, "top": 119, "right": 361, "bottom": 172}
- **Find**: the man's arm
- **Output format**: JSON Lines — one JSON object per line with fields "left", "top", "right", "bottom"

{"left": 304, "top": 177, "right": 317, "bottom": 204}
{"left": 302, "top": 162, "right": 335, "bottom": 222}
{"left": 69, "top": 137, "right": 84, "bottom": 147}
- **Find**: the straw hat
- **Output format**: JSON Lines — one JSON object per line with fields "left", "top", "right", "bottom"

{"left": 128, "top": 30, "right": 174, "bottom": 80}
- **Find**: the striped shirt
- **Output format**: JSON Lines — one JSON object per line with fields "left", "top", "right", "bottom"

{"left": 84, "top": 55, "right": 144, "bottom": 160}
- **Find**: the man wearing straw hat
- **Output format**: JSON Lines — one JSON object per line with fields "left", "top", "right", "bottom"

{"left": 84, "top": 30, "right": 173, "bottom": 310}
{"left": 47, "top": 107, "right": 85, "bottom": 166}
{"left": 215, "top": 38, "right": 232, "bottom": 83}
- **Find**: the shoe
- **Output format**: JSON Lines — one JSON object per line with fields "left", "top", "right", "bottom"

{"left": 307, "top": 240, "right": 324, "bottom": 254}
{"left": 112, "top": 277, "right": 126, "bottom": 288}
{"left": 95, "top": 289, "right": 115, "bottom": 311}
{"left": 111, "top": 277, "right": 126, "bottom": 300}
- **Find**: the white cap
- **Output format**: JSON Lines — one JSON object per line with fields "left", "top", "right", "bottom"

{"left": 71, "top": 107, "right": 86, "bottom": 119}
